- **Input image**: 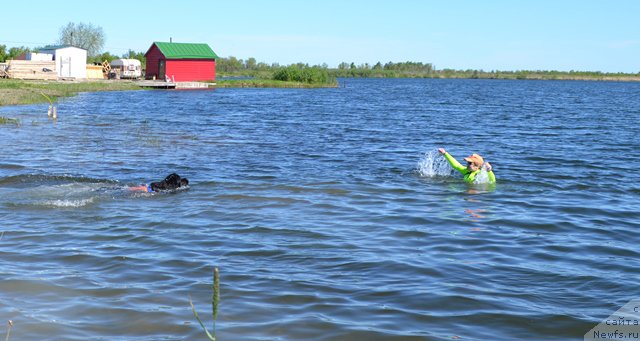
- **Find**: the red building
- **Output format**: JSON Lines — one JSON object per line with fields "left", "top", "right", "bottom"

{"left": 144, "top": 42, "right": 218, "bottom": 82}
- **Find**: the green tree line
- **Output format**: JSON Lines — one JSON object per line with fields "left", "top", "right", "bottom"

{"left": 0, "top": 45, "right": 32, "bottom": 62}
{"left": 215, "top": 56, "right": 640, "bottom": 80}
{"left": 2, "top": 40, "right": 638, "bottom": 83}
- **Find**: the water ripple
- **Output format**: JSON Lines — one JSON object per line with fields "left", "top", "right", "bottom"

{"left": 1, "top": 79, "right": 639, "bottom": 340}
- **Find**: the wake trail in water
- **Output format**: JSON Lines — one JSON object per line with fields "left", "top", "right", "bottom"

{"left": 0, "top": 174, "right": 148, "bottom": 208}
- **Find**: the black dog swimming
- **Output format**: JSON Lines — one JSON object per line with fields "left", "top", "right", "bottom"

{"left": 130, "top": 173, "right": 189, "bottom": 193}
{"left": 150, "top": 173, "right": 189, "bottom": 192}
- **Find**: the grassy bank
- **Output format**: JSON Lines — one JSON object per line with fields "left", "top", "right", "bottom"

{"left": 0, "top": 77, "right": 336, "bottom": 106}
{"left": 217, "top": 65, "right": 338, "bottom": 88}
{"left": 215, "top": 78, "right": 338, "bottom": 88}
{"left": 0, "top": 79, "right": 140, "bottom": 106}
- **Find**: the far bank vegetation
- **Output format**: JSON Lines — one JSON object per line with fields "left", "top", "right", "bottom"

{"left": 217, "top": 56, "right": 640, "bottom": 82}
{"left": 3, "top": 41, "right": 639, "bottom": 89}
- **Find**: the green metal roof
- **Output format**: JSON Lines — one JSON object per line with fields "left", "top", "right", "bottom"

{"left": 152, "top": 42, "right": 218, "bottom": 59}
{"left": 40, "top": 45, "right": 85, "bottom": 51}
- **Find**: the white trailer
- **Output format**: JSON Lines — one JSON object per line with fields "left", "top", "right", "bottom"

{"left": 110, "top": 59, "right": 142, "bottom": 79}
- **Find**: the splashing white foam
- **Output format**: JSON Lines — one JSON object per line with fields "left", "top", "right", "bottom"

{"left": 39, "top": 198, "right": 96, "bottom": 208}
{"left": 473, "top": 165, "right": 492, "bottom": 184}
{"left": 417, "top": 150, "right": 454, "bottom": 177}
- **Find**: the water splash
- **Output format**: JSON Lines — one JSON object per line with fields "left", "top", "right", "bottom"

{"left": 37, "top": 198, "right": 96, "bottom": 208}
{"left": 417, "top": 150, "right": 454, "bottom": 177}
{"left": 473, "top": 166, "right": 491, "bottom": 184}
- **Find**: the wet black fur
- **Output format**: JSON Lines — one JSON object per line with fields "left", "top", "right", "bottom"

{"left": 150, "top": 173, "right": 189, "bottom": 192}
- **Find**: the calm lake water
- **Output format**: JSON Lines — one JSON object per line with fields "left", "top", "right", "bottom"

{"left": 1, "top": 78, "right": 639, "bottom": 340}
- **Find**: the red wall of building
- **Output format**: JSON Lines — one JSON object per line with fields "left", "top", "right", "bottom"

{"left": 144, "top": 45, "right": 163, "bottom": 80}
{"left": 144, "top": 43, "right": 216, "bottom": 81}
{"left": 165, "top": 59, "right": 216, "bottom": 82}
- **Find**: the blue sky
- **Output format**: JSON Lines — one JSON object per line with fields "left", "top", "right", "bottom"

{"left": 2, "top": 0, "right": 639, "bottom": 72}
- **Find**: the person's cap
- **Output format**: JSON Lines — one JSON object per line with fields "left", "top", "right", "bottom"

{"left": 463, "top": 154, "right": 484, "bottom": 166}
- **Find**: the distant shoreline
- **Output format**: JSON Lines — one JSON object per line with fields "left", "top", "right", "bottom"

{"left": 338, "top": 73, "right": 640, "bottom": 82}
{"left": 1, "top": 73, "right": 638, "bottom": 107}
{"left": 217, "top": 58, "right": 640, "bottom": 82}
{"left": 279, "top": 70, "right": 640, "bottom": 82}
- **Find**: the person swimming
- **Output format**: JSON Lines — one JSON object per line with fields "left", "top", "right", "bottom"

{"left": 438, "top": 148, "right": 496, "bottom": 184}
{"left": 130, "top": 173, "right": 189, "bottom": 193}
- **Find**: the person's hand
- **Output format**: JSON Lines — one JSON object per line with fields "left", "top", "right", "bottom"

{"left": 484, "top": 162, "right": 492, "bottom": 172}
{"left": 438, "top": 148, "right": 447, "bottom": 155}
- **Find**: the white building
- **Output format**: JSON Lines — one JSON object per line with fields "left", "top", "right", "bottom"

{"left": 39, "top": 45, "right": 87, "bottom": 79}
{"left": 25, "top": 52, "right": 54, "bottom": 61}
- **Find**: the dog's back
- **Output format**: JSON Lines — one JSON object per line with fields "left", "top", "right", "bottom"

{"left": 150, "top": 173, "right": 183, "bottom": 192}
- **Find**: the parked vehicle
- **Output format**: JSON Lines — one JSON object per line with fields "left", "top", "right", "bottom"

{"left": 109, "top": 59, "right": 142, "bottom": 79}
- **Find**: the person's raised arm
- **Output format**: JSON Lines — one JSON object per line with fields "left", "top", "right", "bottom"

{"left": 438, "top": 147, "right": 467, "bottom": 173}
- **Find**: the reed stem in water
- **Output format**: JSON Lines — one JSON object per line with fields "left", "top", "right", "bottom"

{"left": 5, "top": 320, "right": 13, "bottom": 341}
{"left": 190, "top": 267, "right": 220, "bottom": 341}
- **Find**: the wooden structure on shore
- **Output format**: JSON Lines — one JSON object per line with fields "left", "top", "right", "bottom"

{"left": 86, "top": 65, "right": 105, "bottom": 79}
{"left": 1, "top": 60, "right": 57, "bottom": 80}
